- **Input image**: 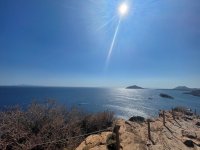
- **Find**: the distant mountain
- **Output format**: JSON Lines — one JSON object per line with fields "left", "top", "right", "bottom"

{"left": 173, "top": 86, "right": 192, "bottom": 91}
{"left": 126, "top": 85, "right": 144, "bottom": 89}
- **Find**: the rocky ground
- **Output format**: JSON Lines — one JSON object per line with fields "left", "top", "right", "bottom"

{"left": 75, "top": 110, "right": 200, "bottom": 150}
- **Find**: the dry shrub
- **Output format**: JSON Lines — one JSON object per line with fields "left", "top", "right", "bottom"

{"left": 173, "top": 106, "right": 194, "bottom": 116}
{"left": 81, "top": 111, "right": 114, "bottom": 133}
{"left": 0, "top": 100, "right": 114, "bottom": 150}
{"left": 173, "top": 106, "right": 188, "bottom": 113}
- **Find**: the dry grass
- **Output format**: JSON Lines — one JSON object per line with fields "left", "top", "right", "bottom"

{"left": 0, "top": 100, "right": 114, "bottom": 150}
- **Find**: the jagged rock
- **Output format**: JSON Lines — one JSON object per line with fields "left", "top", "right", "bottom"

{"left": 184, "top": 140, "right": 194, "bottom": 147}
{"left": 76, "top": 141, "right": 86, "bottom": 150}
{"left": 196, "top": 122, "right": 200, "bottom": 127}
{"left": 129, "top": 116, "right": 145, "bottom": 123}
{"left": 90, "top": 145, "right": 107, "bottom": 150}
{"left": 85, "top": 135, "right": 102, "bottom": 146}
{"left": 76, "top": 110, "right": 200, "bottom": 150}
{"left": 183, "top": 115, "right": 193, "bottom": 121}
{"left": 100, "top": 132, "right": 112, "bottom": 144}
{"left": 75, "top": 132, "right": 112, "bottom": 150}
{"left": 182, "top": 130, "right": 197, "bottom": 139}
{"left": 149, "top": 144, "right": 164, "bottom": 150}
{"left": 196, "top": 131, "right": 200, "bottom": 140}
{"left": 164, "top": 129, "right": 173, "bottom": 140}
{"left": 185, "top": 111, "right": 193, "bottom": 116}
{"left": 146, "top": 140, "right": 152, "bottom": 146}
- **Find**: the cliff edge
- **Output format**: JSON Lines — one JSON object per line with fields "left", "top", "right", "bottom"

{"left": 76, "top": 109, "right": 200, "bottom": 150}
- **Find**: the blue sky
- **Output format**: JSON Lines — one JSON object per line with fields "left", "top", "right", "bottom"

{"left": 0, "top": 0, "right": 200, "bottom": 88}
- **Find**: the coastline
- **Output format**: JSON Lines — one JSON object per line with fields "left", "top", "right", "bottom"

{"left": 76, "top": 108, "right": 200, "bottom": 150}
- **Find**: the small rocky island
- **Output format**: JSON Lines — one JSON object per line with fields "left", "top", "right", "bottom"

{"left": 126, "top": 85, "right": 144, "bottom": 89}
{"left": 160, "top": 93, "right": 174, "bottom": 99}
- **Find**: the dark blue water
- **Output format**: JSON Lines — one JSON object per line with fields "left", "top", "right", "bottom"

{"left": 0, "top": 86, "right": 199, "bottom": 119}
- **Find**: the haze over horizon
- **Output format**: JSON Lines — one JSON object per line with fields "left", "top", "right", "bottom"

{"left": 0, "top": 0, "right": 200, "bottom": 88}
{"left": 1, "top": 81, "right": 200, "bottom": 89}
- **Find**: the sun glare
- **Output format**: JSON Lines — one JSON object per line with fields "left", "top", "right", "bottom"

{"left": 105, "top": 2, "right": 130, "bottom": 69}
{"left": 118, "top": 2, "right": 128, "bottom": 16}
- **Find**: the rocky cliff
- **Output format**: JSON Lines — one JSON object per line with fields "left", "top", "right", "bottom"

{"left": 76, "top": 110, "right": 200, "bottom": 150}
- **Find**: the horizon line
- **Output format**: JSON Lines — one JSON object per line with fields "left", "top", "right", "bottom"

{"left": 0, "top": 84, "right": 198, "bottom": 90}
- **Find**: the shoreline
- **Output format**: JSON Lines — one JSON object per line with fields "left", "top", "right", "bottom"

{"left": 76, "top": 108, "right": 200, "bottom": 150}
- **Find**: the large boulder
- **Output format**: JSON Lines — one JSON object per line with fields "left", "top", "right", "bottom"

{"left": 129, "top": 116, "right": 145, "bottom": 123}
{"left": 185, "top": 111, "right": 193, "bottom": 116}
{"left": 183, "top": 140, "right": 194, "bottom": 147}
{"left": 196, "top": 122, "right": 200, "bottom": 127}
{"left": 182, "top": 130, "right": 197, "bottom": 139}
{"left": 75, "top": 132, "right": 112, "bottom": 150}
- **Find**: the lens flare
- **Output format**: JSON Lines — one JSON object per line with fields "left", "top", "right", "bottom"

{"left": 105, "top": 2, "right": 129, "bottom": 70}
{"left": 105, "top": 19, "right": 121, "bottom": 69}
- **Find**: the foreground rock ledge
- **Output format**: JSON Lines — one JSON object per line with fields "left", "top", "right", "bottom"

{"left": 75, "top": 111, "right": 200, "bottom": 150}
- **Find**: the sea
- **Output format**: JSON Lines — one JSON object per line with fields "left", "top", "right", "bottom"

{"left": 0, "top": 86, "right": 199, "bottom": 119}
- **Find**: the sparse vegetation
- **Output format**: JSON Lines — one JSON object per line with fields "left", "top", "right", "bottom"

{"left": 0, "top": 100, "right": 114, "bottom": 150}
{"left": 106, "top": 133, "right": 116, "bottom": 150}
{"left": 173, "top": 106, "right": 188, "bottom": 113}
{"left": 173, "top": 106, "right": 194, "bottom": 116}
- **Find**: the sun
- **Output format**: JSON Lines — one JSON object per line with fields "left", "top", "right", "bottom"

{"left": 118, "top": 2, "right": 128, "bottom": 16}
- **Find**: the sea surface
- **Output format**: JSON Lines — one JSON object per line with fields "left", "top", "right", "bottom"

{"left": 0, "top": 86, "right": 199, "bottom": 119}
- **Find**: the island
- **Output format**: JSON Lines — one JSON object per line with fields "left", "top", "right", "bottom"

{"left": 173, "top": 86, "right": 200, "bottom": 97}
{"left": 160, "top": 93, "right": 174, "bottom": 99}
{"left": 173, "top": 86, "right": 192, "bottom": 91}
{"left": 126, "top": 85, "right": 144, "bottom": 89}
{"left": 184, "top": 90, "right": 200, "bottom": 97}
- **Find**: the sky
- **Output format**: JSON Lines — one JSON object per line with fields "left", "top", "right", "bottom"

{"left": 0, "top": 0, "right": 200, "bottom": 88}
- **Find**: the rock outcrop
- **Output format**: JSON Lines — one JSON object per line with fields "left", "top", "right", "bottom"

{"left": 76, "top": 132, "right": 113, "bottom": 150}
{"left": 129, "top": 116, "right": 145, "bottom": 123}
{"left": 76, "top": 111, "right": 200, "bottom": 150}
